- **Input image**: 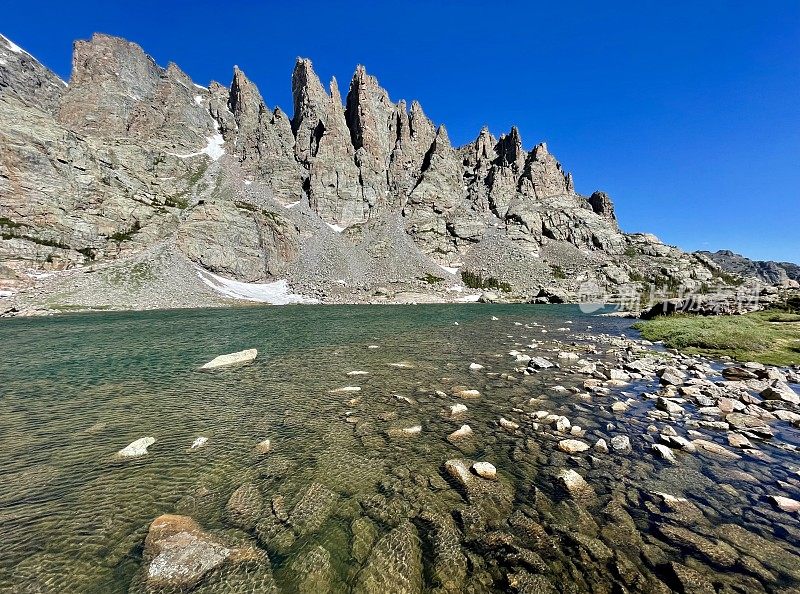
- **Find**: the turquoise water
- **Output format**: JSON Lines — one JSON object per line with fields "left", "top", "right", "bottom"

{"left": 0, "top": 305, "right": 797, "bottom": 593}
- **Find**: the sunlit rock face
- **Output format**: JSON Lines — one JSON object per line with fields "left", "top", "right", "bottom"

{"left": 1, "top": 32, "right": 735, "bottom": 308}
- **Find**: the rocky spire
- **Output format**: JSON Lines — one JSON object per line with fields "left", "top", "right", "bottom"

{"left": 345, "top": 65, "right": 398, "bottom": 208}
{"left": 305, "top": 81, "right": 363, "bottom": 225}
{"left": 291, "top": 58, "right": 330, "bottom": 162}
{"left": 229, "top": 67, "right": 264, "bottom": 130}
{"left": 518, "top": 142, "right": 573, "bottom": 199}
{"left": 494, "top": 126, "right": 525, "bottom": 170}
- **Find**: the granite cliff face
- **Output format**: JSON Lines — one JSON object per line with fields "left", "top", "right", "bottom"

{"left": 0, "top": 33, "right": 738, "bottom": 311}
{"left": 697, "top": 250, "right": 800, "bottom": 288}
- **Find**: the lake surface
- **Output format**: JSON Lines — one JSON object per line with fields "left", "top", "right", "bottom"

{"left": 0, "top": 304, "right": 797, "bottom": 593}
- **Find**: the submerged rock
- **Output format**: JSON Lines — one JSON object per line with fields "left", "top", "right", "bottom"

{"left": 691, "top": 439, "right": 742, "bottom": 460}
{"left": 140, "top": 514, "right": 264, "bottom": 591}
{"left": 200, "top": 349, "right": 257, "bottom": 369}
{"left": 255, "top": 439, "right": 271, "bottom": 454}
{"left": 351, "top": 516, "right": 379, "bottom": 564}
{"left": 555, "top": 469, "right": 595, "bottom": 501}
{"left": 290, "top": 545, "right": 339, "bottom": 593}
{"left": 330, "top": 386, "right": 362, "bottom": 393}
{"left": 354, "top": 522, "right": 423, "bottom": 594}
{"left": 225, "top": 483, "right": 263, "bottom": 531}
{"left": 418, "top": 512, "right": 467, "bottom": 593}
{"left": 116, "top": 437, "right": 155, "bottom": 459}
{"left": 454, "top": 388, "right": 481, "bottom": 399}
{"left": 290, "top": 482, "right": 339, "bottom": 537}
{"left": 448, "top": 403, "right": 468, "bottom": 417}
{"left": 387, "top": 425, "right": 422, "bottom": 438}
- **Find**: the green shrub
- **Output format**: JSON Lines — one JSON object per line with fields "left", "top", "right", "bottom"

{"left": 418, "top": 273, "right": 444, "bottom": 285}
{"left": 461, "top": 270, "right": 512, "bottom": 292}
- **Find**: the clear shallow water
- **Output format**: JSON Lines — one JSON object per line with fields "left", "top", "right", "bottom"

{"left": 0, "top": 304, "right": 797, "bottom": 593}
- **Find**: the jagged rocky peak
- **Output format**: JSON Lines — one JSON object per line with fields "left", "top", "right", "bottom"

{"left": 58, "top": 33, "right": 161, "bottom": 133}
{"left": 227, "top": 65, "right": 265, "bottom": 158}
{"left": 588, "top": 191, "right": 617, "bottom": 224}
{"left": 495, "top": 126, "right": 526, "bottom": 169}
{"left": 517, "top": 141, "right": 574, "bottom": 198}
{"left": 56, "top": 33, "right": 215, "bottom": 152}
{"left": 345, "top": 64, "right": 396, "bottom": 165}
{"left": 229, "top": 66, "right": 265, "bottom": 124}
{"left": 0, "top": 33, "right": 66, "bottom": 115}
{"left": 291, "top": 57, "right": 334, "bottom": 162}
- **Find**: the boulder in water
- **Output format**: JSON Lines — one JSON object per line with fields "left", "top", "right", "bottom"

{"left": 142, "top": 514, "right": 264, "bottom": 591}
{"left": 201, "top": 349, "right": 257, "bottom": 369}
{"left": 116, "top": 437, "right": 155, "bottom": 459}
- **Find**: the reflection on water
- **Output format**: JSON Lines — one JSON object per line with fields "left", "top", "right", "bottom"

{"left": 0, "top": 304, "right": 797, "bottom": 593}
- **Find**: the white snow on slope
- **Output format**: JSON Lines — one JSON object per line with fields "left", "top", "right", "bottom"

{"left": 440, "top": 265, "right": 460, "bottom": 275}
{"left": 0, "top": 290, "right": 13, "bottom": 298}
{"left": 194, "top": 95, "right": 203, "bottom": 105}
{"left": 202, "top": 134, "right": 225, "bottom": 160}
{"left": 1, "top": 34, "right": 68, "bottom": 86}
{"left": 283, "top": 200, "right": 301, "bottom": 209}
{"left": 326, "top": 222, "right": 346, "bottom": 233}
{"left": 169, "top": 133, "right": 225, "bottom": 161}
{"left": 1, "top": 34, "right": 25, "bottom": 55}
{"left": 456, "top": 294, "right": 482, "bottom": 303}
{"left": 197, "top": 268, "right": 318, "bottom": 305}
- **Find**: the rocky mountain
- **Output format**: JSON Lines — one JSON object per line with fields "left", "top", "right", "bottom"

{"left": 697, "top": 250, "right": 800, "bottom": 287}
{"left": 0, "top": 32, "right": 740, "bottom": 312}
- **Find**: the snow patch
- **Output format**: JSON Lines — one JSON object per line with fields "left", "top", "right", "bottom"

{"left": 1, "top": 34, "right": 25, "bottom": 55}
{"left": 193, "top": 83, "right": 206, "bottom": 90}
{"left": 283, "top": 200, "right": 301, "bottom": 209}
{"left": 243, "top": 180, "right": 253, "bottom": 185}
{"left": 0, "top": 58, "right": 6, "bottom": 66}
{"left": 456, "top": 294, "right": 482, "bottom": 303}
{"left": 326, "top": 222, "right": 346, "bottom": 233}
{"left": 169, "top": 133, "right": 225, "bottom": 161}
{"left": 0, "top": 290, "right": 13, "bottom": 298}
{"left": 197, "top": 268, "right": 318, "bottom": 305}
{"left": 194, "top": 95, "right": 203, "bottom": 105}
{"left": 202, "top": 134, "right": 225, "bottom": 160}
{"left": 439, "top": 265, "right": 461, "bottom": 275}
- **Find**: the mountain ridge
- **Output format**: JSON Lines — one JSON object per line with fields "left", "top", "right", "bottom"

{"left": 0, "top": 32, "right": 758, "bottom": 313}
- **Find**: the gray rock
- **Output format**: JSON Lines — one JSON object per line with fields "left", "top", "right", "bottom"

{"left": 610, "top": 435, "right": 632, "bottom": 452}
{"left": 760, "top": 381, "right": 799, "bottom": 405}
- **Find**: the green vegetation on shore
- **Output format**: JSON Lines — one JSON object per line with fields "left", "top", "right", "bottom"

{"left": 633, "top": 310, "right": 800, "bottom": 366}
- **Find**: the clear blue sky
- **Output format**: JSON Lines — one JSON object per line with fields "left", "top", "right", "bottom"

{"left": 4, "top": 1, "right": 799, "bottom": 262}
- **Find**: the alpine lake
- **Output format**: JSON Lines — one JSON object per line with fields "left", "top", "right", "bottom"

{"left": 0, "top": 304, "right": 798, "bottom": 593}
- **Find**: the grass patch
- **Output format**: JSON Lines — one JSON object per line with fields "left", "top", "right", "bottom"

{"left": 461, "top": 270, "right": 512, "bottom": 293}
{"left": 550, "top": 265, "right": 567, "bottom": 280}
{"left": 633, "top": 310, "right": 800, "bottom": 366}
